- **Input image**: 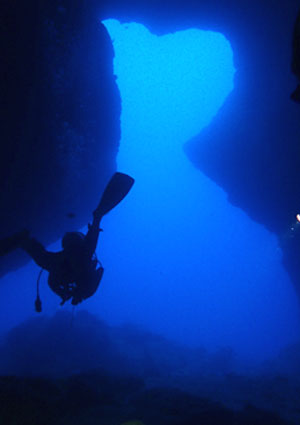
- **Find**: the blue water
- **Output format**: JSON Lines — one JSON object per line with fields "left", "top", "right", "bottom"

{"left": 0, "top": 19, "right": 299, "bottom": 366}
{"left": 96, "top": 20, "right": 300, "bottom": 362}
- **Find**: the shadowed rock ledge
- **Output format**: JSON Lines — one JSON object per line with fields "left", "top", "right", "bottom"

{"left": 0, "top": 0, "right": 120, "bottom": 276}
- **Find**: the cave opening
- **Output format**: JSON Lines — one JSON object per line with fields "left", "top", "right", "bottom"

{"left": 95, "top": 19, "right": 300, "bottom": 362}
{"left": 0, "top": 17, "right": 299, "bottom": 366}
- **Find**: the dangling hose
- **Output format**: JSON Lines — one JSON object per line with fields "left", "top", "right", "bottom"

{"left": 35, "top": 268, "right": 43, "bottom": 313}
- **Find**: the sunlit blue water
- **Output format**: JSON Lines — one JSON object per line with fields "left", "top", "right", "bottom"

{"left": 97, "top": 19, "right": 300, "bottom": 362}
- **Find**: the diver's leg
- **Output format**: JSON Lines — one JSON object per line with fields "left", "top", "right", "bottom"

{"left": 84, "top": 213, "right": 103, "bottom": 257}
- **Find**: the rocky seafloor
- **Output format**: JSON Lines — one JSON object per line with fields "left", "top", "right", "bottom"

{"left": 0, "top": 311, "right": 299, "bottom": 425}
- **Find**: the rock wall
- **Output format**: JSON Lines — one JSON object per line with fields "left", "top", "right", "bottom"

{"left": 0, "top": 0, "right": 120, "bottom": 276}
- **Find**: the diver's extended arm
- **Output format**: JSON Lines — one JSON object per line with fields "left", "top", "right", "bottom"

{"left": 21, "top": 236, "right": 55, "bottom": 271}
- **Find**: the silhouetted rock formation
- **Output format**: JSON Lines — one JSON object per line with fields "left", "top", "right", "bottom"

{"left": 0, "top": 311, "right": 299, "bottom": 423}
{"left": 0, "top": 0, "right": 120, "bottom": 276}
{"left": 291, "top": 9, "right": 300, "bottom": 101}
{"left": 1, "top": 373, "right": 291, "bottom": 425}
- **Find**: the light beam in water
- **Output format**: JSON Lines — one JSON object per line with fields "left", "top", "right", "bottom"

{"left": 103, "top": 19, "right": 235, "bottom": 174}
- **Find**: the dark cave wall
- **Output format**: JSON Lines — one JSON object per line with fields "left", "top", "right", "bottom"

{"left": 0, "top": 0, "right": 121, "bottom": 276}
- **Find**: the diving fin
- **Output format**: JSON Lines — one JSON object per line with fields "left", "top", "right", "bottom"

{"left": 94, "top": 172, "right": 134, "bottom": 217}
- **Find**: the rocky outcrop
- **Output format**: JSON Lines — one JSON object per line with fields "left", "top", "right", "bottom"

{"left": 0, "top": 311, "right": 299, "bottom": 425}
{"left": 0, "top": 0, "right": 120, "bottom": 276}
{"left": 0, "top": 311, "right": 296, "bottom": 424}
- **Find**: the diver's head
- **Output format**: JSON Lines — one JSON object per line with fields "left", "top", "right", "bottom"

{"left": 62, "top": 232, "right": 85, "bottom": 252}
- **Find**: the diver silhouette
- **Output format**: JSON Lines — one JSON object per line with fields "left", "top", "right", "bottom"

{"left": 5, "top": 172, "right": 134, "bottom": 310}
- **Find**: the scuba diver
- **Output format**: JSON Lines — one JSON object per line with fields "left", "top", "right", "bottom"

{"left": 5, "top": 172, "right": 134, "bottom": 311}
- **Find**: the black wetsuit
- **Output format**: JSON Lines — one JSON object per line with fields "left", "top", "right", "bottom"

{"left": 22, "top": 216, "right": 103, "bottom": 305}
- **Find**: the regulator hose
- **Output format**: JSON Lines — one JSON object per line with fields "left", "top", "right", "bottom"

{"left": 35, "top": 269, "right": 43, "bottom": 313}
